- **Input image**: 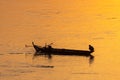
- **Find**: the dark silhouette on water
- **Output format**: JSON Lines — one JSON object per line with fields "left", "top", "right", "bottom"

{"left": 31, "top": 42, "right": 95, "bottom": 64}
{"left": 32, "top": 42, "right": 94, "bottom": 56}
{"left": 89, "top": 45, "right": 94, "bottom": 53}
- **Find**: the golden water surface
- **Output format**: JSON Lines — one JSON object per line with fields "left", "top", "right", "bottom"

{"left": 0, "top": 0, "right": 120, "bottom": 80}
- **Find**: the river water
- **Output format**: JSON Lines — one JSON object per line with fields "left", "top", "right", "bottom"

{"left": 0, "top": 0, "right": 120, "bottom": 80}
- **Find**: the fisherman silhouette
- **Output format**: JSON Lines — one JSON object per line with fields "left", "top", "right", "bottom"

{"left": 48, "top": 45, "right": 52, "bottom": 51}
{"left": 89, "top": 45, "right": 94, "bottom": 53}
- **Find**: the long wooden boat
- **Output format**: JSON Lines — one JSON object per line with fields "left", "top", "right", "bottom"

{"left": 32, "top": 42, "right": 94, "bottom": 56}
